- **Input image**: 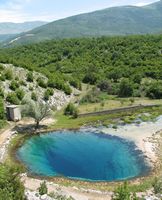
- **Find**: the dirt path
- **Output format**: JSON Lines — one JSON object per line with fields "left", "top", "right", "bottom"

{"left": 0, "top": 125, "right": 14, "bottom": 145}
{"left": 22, "top": 176, "right": 112, "bottom": 200}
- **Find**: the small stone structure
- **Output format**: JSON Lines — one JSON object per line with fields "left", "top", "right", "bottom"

{"left": 6, "top": 105, "right": 21, "bottom": 121}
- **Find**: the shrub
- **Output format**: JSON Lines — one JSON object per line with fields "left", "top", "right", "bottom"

{"left": 98, "top": 80, "right": 112, "bottom": 93}
{"left": 19, "top": 80, "right": 27, "bottom": 86}
{"left": 29, "top": 85, "right": 33, "bottom": 91}
{"left": 83, "top": 72, "right": 98, "bottom": 84}
{"left": 38, "top": 181, "right": 48, "bottom": 195}
{"left": 112, "top": 182, "right": 131, "bottom": 200}
{"left": 69, "top": 78, "right": 81, "bottom": 90}
{"left": 146, "top": 81, "right": 162, "bottom": 99}
{"left": 31, "top": 92, "right": 37, "bottom": 101}
{"left": 152, "top": 177, "right": 162, "bottom": 194}
{"left": 0, "top": 98, "right": 5, "bottom": 120}
{"left": 0, "top": 64, "right": 4, "bottom": 71}
{"left": 0, "top": 87, "right": 4, "bottom": 98}
{"left": 64, "top": 103, "right": 78, "bottom": 118}
{"left": 26, "top": 72, "right": 34, "bottom": 82}
{"left": 63, "top": 85, "right": 72, "bottom": 95}
{"left": 9, "top": 80, "right": 19, "bottom": 91}
{"left": 0, "top": 164, "right": 25, "bottom": 200}
{"left": 118, "top": 78, "right": 133, "bottom": 97}
{"left": 44, "top": 88, "right": 54, "bottom": 101}
{"left": 6, "top": 93, "right": 20, "bottom": 105}
{"left": 37, "top": 77, "right": 47, "bottom": 88}
{"left": 16, "top": 89, "right": 25, "bottom": 100}
{"left": 0, "top": 73, "right": 5, "bottom": 81}
{"left": 4, "top": 69, "right": 13, "bottom": 80}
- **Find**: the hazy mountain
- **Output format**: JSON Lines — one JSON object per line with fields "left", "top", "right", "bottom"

{"left": 4, "top": 0, "right": 162, "bottom": 46}
{"left": 0, "top": 21, "right": 47, "bottom": 35}
{"left": 0, "top": 21, "right": 47, "bottom": 43}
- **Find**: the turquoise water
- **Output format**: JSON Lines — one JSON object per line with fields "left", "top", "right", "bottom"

{"left": 17, "top": 130, "right": 150, "bottom": 181}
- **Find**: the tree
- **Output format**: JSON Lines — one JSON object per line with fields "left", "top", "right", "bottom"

{"left": 38, "top": 181, "right": 48, "bottom": 195}
{"left": 112, "top": 182, "right": 139, "bottom": 200}
{"left": 0, "top": 164, "right": 25, "bottom": 200}
{"left": 64, "top": 103, "right": 78, "bottom": 118}
{"left": 112, "top": 182, "right": 131, "bottom": 200}
{"left": 119, "top": 78, "right": 133, "bottom": 97}
{"left": 98, "top": 80, "right": 112, "bottom": 92}
{"left": 23, "top": 100, "right": 51, "bottom": 129}
{"left": 146, "top": 81, "right": 162, "bottom": 99}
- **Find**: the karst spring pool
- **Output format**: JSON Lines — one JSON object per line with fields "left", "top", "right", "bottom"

{"left": 17, "top": 130, "right": 150, "bottom": 181}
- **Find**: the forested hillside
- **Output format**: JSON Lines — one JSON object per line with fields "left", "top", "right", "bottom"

{"left": 4, "top": 0, "right": 162, "bottom": 46}
{"left": 0, "top": 34, "right": 162, "bottom": 99}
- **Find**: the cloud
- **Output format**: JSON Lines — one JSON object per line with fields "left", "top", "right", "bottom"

{"left": 134, "top": 0, "right": 159, "bottom": 6}
{"left": 0, "top": 0, "right": 34, "bottom": 22}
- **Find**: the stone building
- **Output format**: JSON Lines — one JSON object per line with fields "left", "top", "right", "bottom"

{"left": 6, "top": 105, "right": 21, "bottom": 121}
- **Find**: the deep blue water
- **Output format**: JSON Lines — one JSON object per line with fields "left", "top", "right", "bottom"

{"left": 17, "top": 130, "right": 150, "bottom": 181}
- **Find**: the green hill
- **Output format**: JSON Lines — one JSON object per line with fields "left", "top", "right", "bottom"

{"left": 1, "top": 34, "right": 162, "bottom": 99}
{"left": 4, "top": 0, "right": 162, "bottom": 46}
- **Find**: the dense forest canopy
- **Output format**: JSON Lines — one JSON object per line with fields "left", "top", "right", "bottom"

{"left": 0, "top": 34, "right": 162, "bottom": 98}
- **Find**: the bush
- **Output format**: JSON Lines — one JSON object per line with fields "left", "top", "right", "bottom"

{"left": 26, "top": 72, "right": 34, "bottom": 82}
{"left": 38, "top": 181, "right": 48, "bottom": 195}
{"left": 31, "top": 92, "right": 37, "bottom": 101}
{"left": 64, "top": 103, "right": 78, "bottom": 118}
{"left": 0, "top": 164, "right": 25, "bottom": 200}
{"left": 37, "top": 77, "right": 47, "bottom": 88}
{"left": 6, "top": 93, "right": 20, "bottom": 105}
{"left": 16, "top": 89, "right": 25, "bottom": 100}
{"left": 19, "top": 80, "right": 27, "bottom": 86}
{"left": 146, "top": 81, "right": 162, "bottom": 99}
{"left": 80, "top": 87, "right": 101, "bottom": 104}
{"left": 0, "top": 87, "right": 4, "bottom": 98}
{"left": 9, "top": 80, "right": 19, "bottom": 91}
{"left": 113, "top": 182, "right": 139, "bottom": 200}
{"left": 113, "top": 182, "right": 131, "bottom": 200}
{"left": 44, "top": 88, "right": 54, "bottom": 101}
{"left": 118, "top": 78, "right": 133, "bottom": 97}
{"left": 0, "top": 64, "right": 4, "bottom": 71}
{"left": 83, "top": 72, "right": 98, "bottom": 84}
{"left": 4, "top": 69, "right": 13, "bottom": 80}
{"left": 69, "top": 78, "right": 81, "bottom": 90}
{"left": 152, "top": 177, "right": 162, "bottom": 194}
{"left": 63, "top": 85, "right": 72, "bottom": 95}
{"left": 0, "top": 98, "right": 5, "bottom": 120}
{"left": 98, "top": 80, "right": 112, "bottom": 93}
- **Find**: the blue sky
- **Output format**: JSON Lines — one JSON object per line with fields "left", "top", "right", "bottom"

{"left": 0, "top": 0, "right": 159, "bottom": 22}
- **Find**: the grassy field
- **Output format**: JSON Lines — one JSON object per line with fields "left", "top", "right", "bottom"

{"left": 78, "top": 97, "right": 162, "bottom": 114}
{"left": 51, "top": 104, "right": 162, "bottom": 130}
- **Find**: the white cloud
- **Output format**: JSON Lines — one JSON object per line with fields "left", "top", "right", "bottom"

{"left": 0, "top": 0, "right": 34, "bottom": 22}
{"left": 134, "top": 0, "right": 159, "bottom": 6}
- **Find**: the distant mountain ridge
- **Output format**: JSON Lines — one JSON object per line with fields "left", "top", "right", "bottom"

{"left": 0, "top": 21, "right": 47, "bottom": 35}
{"left": 0, "top": 21, "right": 47, "bottom": 43}
{"left": 4, "top": 0, "right": 162, "bottom": 46}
